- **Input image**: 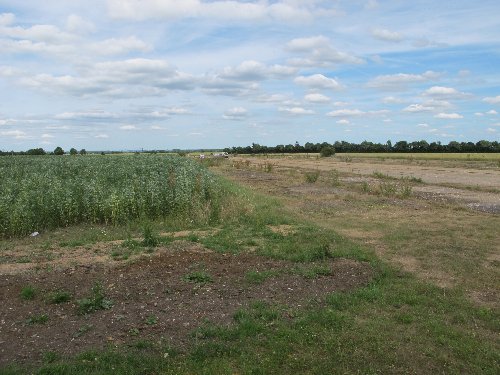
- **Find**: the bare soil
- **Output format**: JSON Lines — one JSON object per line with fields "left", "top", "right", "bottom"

{"left": 0, "top": 241, "right": 373, "bottom": 365}
{"left": 232, "top": 156, "right": 500, "bottom": 213}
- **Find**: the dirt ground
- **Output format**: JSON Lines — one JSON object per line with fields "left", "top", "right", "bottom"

{"left": 0, "top": 241, "right": 372, "bottom": 365}
{"left": 232, "top": 156, "right": 500, "bottom": 213}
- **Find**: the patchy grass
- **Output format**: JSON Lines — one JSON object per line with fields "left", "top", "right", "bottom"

{"left": 20, "top": 285, "right": 36, "bottom": 300}
{"left": 77, "top": 282, "right": 113, "bottom": 314}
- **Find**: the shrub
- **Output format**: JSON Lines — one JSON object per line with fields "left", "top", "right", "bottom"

{"left": 77, "top": 282, "right": 113, "bottom": 314}
{"left": 320, "top": 146, "right": 335, "bottom": 157}
{"left": 304, "top": 170, "right": 320, "bottom": 183}
{"left": 20, "top": 285, "right": 36, "bottom": 300}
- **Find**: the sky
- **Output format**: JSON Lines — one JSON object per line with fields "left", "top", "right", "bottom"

{"left": 0, "top": 0, "right": 499, "bottom": 151}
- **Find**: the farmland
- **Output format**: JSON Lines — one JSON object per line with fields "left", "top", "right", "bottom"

{"left": 0, "top": 153, "right": 499, "bottom": 374}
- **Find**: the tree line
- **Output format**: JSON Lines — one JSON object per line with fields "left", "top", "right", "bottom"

{"left": 223, "top": 140, "right": 500, "bottom": 155}
{"left": 0, "top": 147, "right": 86, "bottom": 156}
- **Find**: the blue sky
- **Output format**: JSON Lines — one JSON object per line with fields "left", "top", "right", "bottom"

{"left": 0, "top": 0, "right": 499, "bottom": 151}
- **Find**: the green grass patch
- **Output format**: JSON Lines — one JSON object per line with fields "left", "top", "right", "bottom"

{"left": 20, "top": 285, "right": 36, "bottom": 300}
{"left": 77, "top": 282, "right": 113, "bottom": 314}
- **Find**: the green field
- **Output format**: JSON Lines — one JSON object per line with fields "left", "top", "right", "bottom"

{"left": 0, "top": 155, "right": 498, "bottom": 374}
{"left": 0, "top": 154, "right": 225, "bottom": 237}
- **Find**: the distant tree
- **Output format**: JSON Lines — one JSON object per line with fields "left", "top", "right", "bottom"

{"left": 320, "top": 145, "right": 335, "bottom": 157}
{"left": 26, "top": 148, "right": 46, "bottom": 155}
{"left": 69, "top": 148, "right": 78, "bottom": 155}
{"left": 80, "top": 149, "right": 87, "bottom": 155}
{"left": 54, "top": 146, "right": 64, "bottom": 155}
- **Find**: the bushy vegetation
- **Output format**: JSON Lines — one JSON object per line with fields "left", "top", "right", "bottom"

{"left": 0, "top": 154, "right": 226, "bottom": 237}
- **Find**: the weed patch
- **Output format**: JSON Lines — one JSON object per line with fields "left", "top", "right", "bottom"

{"left": 77, "top": 282, "right": 113, "bottom": 314}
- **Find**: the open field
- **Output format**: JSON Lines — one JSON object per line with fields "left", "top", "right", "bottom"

{"left": 0, "top": 154, "right": 499, "bottom": 374}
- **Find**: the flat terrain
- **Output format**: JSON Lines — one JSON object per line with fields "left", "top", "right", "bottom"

{"left": 0, "top": 153, "right": 499, "bottom": 374}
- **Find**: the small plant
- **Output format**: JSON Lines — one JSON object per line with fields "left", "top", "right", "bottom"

{"left": 304, "top": 170, "right": 320, "bottom": 183}
{"left": 20, "top": 285, "right": 36, "bottom": 300}
{"left": 128, "top": 327, "right": 140, "bottom": 336}
{"left": 379, "top": 181, "right": 398, "bottom": 196}
{"left": 264, "top": 162, "right": 274, "bottom": 173}
{"left": 26, "top": 313, "right": 48, "bottom": 325}
{"left": 361, "top": 181, "right": 370, "bottom": 193}
{"left": 74, "top": 324, "right": 93, "bottom": 337}
{"left": 142, "top": 221, "right": 159, "bottom": 247}
{"left": 145, "top": 315, "right": 158, "bottom": 325}
{"left": 400, "top": 183, "right": 413, "bottom": 198}
{"left": 329, "top": 169, "right": 341, "bottom": 186}
{"left": 77, "top": 282, "right": 113, "bottom": 314}
{"left": 183, "top": 270, "right": 213, "bottom": 284}
{"left": 47, "top": 290, "right": 71, "bottom": 304}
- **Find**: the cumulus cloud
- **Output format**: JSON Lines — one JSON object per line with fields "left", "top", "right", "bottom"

{"left": 371, "top": 28, "right": 403, "bottom": 42}
{"left": 279, "top": 107, "right": 314, "bottom": 115}
{"left": 294, "top": 74, "right": 343, "bottom": 90}
{"left": 434, "top": 113, "right": 463, "bottom": 119}
{"left": 487, "top": 110, "right": 498, "bottom": 115}
{"left": 326, "top": 109, "right": 364, "bottom": 117}
{"left": 402, "top": 104, "right": 435, "bottom": 113}
{"left": 94, "top": 134, "right": 109, "bottom": 138}
{"left": 304, "top": 93, "right": 330, "bottom": 103}
{"left": 286, "top": 35, "right": 364, "bottom": 67}
{"left": 367, "top": 71, "right": 441, "bottom": 90}
{"left": 66, "top": 14, "right": 96, "bottom": 34}
{"left": 382, "top": 96, "right": 405, "bottom": 104}
{"left": 336, "top": 119, "right": 350, "bottom": 125}
{"left": 0, "top": 13, "right": 15, "bottom": 25}
{"left": 422, "top": 86, "right": 469, "bottom": 99}
{"left": 483, "top": 96, "right": 500, "bottom": 104}
{"left": 223, "top": 107, "right": 248, "bottom": 120}
{"left": 217, "top": 60, "right": 297, "bottom": 81}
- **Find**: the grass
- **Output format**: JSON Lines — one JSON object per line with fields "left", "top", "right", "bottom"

{"left": 336, "top": 152, "right": 500, "bottom": 161}
{"left": 26, "top": 313, "right": 48, "bottom": 325}
{"left": 183, "top": 270, "right": 213, "bottom": 284}
{"left": 304, "top": 170, "right": 320, "bottom": 183}
{"left": 77, "top": 282, "right": 113, "bottom": 314}
{"left": 20, "top": 285, "right": 36, "bottom": 300}
{"left": 2, "top": 157, "right": 499, "bottom": 374}
{"left": 46, "top": 290, "right": 71, "bottom": 304}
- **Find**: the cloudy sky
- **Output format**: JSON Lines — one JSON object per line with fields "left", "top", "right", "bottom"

{"left": 1, "top": 0, "right": 499, "bottom": 151}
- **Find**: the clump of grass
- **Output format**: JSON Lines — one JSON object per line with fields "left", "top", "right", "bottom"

{"left": 42, "top": 351, "right": 60, "bottom": 364}
{"left": 183, "top": 270, "right": 213, "bottom": 284}
{"left": 263, "top": 162, "right": 274, "bottom": 173}
{"left": 304, "top": 170, "right": 320, "bottom": 183}
{"left": 379, "top": 181, "right": 398, "bottom": 196}
{"left": 77, "top": 282, "right": 113, "bottom": 314}
{"left": 26, "top": 314, "right": 48, "bottom": 325}
{"left": 74, "top": 324, "right": 93, "bottom": 338}
{"left": 145, "top": 315, "right": 158, "bottom": 325}
{"left": 361, "top": 181, "right": 370, "bottom": 193}
{"left": 20, "top": 285, "right": 36, "bottom": 300}
{"left": 46, "top": 290, "right": 71, "bottom": 304}
{"left": 245, "top": 270, "right": 278, "bottom": 284}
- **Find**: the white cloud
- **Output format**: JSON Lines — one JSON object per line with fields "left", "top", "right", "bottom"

{"left": 475, "top": 112, "right": 484, "bottom": 116}
{"left": 371, "top": 28, "right": 403, "bottom": 42}
{"left": 41, "top": 133, "right": 54, "bottom": 139}
{"left": 0, "top": 129, "right": 28, "bottom": 138}
{"left": 94, "top": 134, "right": 109, "bottom": 138}
{"left": 217, "top": 60, "right": 297, "bottom": 81}
{"left": 417, "top": 123, "right": 429, "bottom": 127}
{"left": 367, "top": 71, "right": 441, "bottom": 90}
{"left": 423, "top": 86, "right": 469, "bottom": 98}
{"left": 304, "top": 93, "right": 330, "bottom": 103}
{"left": 336, "top": 119, "right": 350, "bottom": 125}
{"left": 486, "top": 128, "right": 497, "bottom": 133}
{"left": 483, "top": 96, "right": 500, "bottom": 104}
{"left": 279, "top": 107, "right": 314, "bottom": 115}
{"left": 286, "top": 35, "right": 364, "bottom": 67}
{"left": 486, "top": 110, "right": 498, "bottom": 115}
{"left": 326, "top": 109, "right": 364, "bottom": 117}
{"left": 223, "top": 107, "right": 248, "bottom": 120}
{"left": 0, "top": 13, "right": 15, "bottom": 26}
{"left": 294, "top": 74, "right": 343, "bottom": 90}
{"left": 119, "top": 124, "right": 140, "bottom": 130}
{"left": 66, "top": 15, "right": 96, "bottom": 34}
{"left": 434, "top": 113, "right": 463, "bottom": 119}
{"left": 402, "top": 104, "right": 434, "bottom": 113}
